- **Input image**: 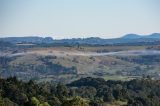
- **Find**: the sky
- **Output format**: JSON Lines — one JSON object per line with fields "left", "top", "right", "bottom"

{"left": 0, "top": 0, "right": 160, "bottom": 39}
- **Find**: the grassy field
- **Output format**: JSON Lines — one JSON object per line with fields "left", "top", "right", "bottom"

{"left": 102, "top": 75, "right": 141, "bottom": 81}
{"left": 77, "top": 45, "right": 148, "bottom": 52}
{"left": 103, "top": 100, "right": 127, "bottom": 106}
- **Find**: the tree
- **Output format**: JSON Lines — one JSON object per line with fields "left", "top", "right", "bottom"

{"left": 31, "top": 97, "right": 40, "bottom": 106}
{"left": 89, "top": 98, "right": 103, "bottom": 106}
{"left": 15, "top": 93, "right": 28, "bottom": 105}
{"left": 43, "top": 102, "right": 50, "bottom": 106}
{"left": 62, "top": 96, "right": 89, "bottom": 106}
{"left": 3, "top": 98, "right": 18, "bottom": 106}
{"left": 47, "top": 96, "right": 61, "bottom": 106}
{"left": 0, "top": 95, "right": 4, "bottom": 106}
{"left": 103, "top": 89, "right": 115, "bottom": 102}
{"left": 56, "top": 83, "right": 69, "bottom": 98}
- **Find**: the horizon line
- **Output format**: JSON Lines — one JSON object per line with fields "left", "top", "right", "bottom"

{"left": 0, "top": 32, "right": 160, "bottom": 40}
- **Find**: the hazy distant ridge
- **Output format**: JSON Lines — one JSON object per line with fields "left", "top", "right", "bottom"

{"left": 0, "top": 33, "right": 160, "bottom": 44}
{"left": 122, "top": 33, "right": 160, "bottom": 39}
{"left": 0, "top": 36, "right": 53, "bottom": 43}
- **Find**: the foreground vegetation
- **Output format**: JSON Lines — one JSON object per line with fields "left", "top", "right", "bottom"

{"left": 0, "top": 77, "right": 160, "bottom": 106}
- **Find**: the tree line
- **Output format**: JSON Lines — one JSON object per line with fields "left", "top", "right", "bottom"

{"left": 0, "top": 77, "right": 160, "bottom": 106}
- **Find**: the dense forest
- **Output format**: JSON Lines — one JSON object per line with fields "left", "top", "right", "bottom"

{"left": 0, "top": 77, "right": 160, "bottom": 106}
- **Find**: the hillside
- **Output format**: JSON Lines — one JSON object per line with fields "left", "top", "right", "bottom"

{"left": 0, "top": 44, "right": 160, "bottom": 83}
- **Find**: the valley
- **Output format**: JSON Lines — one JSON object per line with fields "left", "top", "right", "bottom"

{"left": 0, "top": 44, "right": 160, "bottom": 83}
{"left": 1, "top": 0, "right": 160, "bottom": 105}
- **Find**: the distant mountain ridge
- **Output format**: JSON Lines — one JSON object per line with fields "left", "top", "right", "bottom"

{"left": 121, "top": 34, "right": 141, "bottom": 39}
{"left": 53, "top": 33, "right": 160, "bottom": 44}
{"left": 122, "top": 33, "right": 160, "bottom": 39}
{"left": 0, "top": 33, "right": 160, "bottom": 44}
{"left": 0, "top": 36, "right": 53, "bottom": 43}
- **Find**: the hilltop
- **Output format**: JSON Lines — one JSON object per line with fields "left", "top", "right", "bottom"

{"left": 122, "top": 33, "right": 160, "bottom": 39}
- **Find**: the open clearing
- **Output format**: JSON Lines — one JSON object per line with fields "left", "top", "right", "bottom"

{"left": 1, "top": 49, "right": 160, "bottom": 57}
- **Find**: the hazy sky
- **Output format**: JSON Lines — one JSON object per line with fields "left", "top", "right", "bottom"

{"left": 0, "top": 0, "right": 160, "bottom": 39}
